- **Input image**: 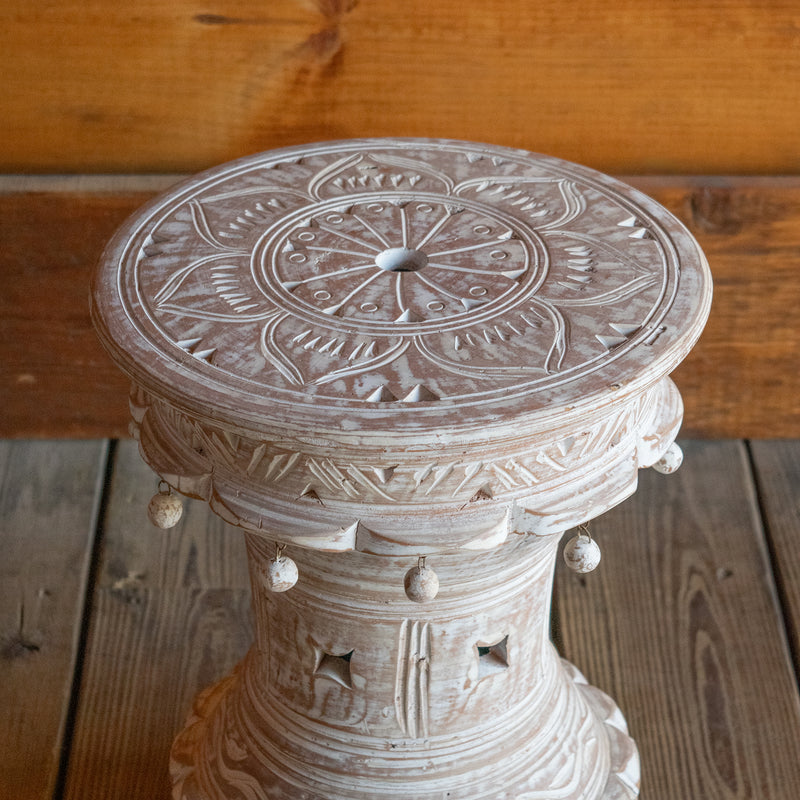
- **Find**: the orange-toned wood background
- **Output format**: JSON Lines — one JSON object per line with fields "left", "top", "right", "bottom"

{"left": 1, "top": 1, "right": 799, "bottom": 437}
{"left": 3, "top": 0, "right": 800, "bottom": 174}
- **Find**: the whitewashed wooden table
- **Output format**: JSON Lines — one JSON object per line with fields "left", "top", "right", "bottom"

{"left": 91, "top": 139, "right": 711, "bottom": 799}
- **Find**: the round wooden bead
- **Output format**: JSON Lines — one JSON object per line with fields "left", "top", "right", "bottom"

{"left": 147, "top": 491, "right": 183, "bottom": 529}
{"left": 652, "top": 442, "right": 684, "bottom": 474}
{"left": 404, "top": 563, "right": 439, "bottom": 602}
{"left": 262, "top": 555, "right": 299, "bottom": 593}
{"left": 563, "top": 535, "right": 602, "bottom": 573}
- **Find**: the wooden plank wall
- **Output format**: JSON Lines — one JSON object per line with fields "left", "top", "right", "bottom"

{"left": 2, "top": 1, "right": 799, "bottom": 438}
{"left": 2, "top": 176, "right": 800, "bottom": 439}
{"left": 3, "top": 440, "right": 800, "bottom": 799}
{"left": 1, "top": 2, "right": 799, "bottom": 174}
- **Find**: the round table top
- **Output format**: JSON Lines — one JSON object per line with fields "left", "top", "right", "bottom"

{"left": 92, "top": 139, "right": 711, "bottom": 443}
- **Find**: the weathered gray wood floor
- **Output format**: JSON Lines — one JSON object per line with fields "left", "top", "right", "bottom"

{"left": 1, "top": 439, "right": 799, "bottom": 799}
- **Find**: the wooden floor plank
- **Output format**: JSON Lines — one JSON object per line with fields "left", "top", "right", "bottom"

{"left": 554, "top": 440, "right": 800, "bottom": 799}
{"left": 748, "top": 440, "right": 800, "bottom": 673}
{"left": 0, "top": 440, "right": 109, "bottom": 800}
{"left": 62, "top": 440, "right": 252, "bottom": 800}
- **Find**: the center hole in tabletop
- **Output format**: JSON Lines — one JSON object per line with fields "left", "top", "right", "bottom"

{"left": 375, "top": 247, "right": 429, "bottom": 273}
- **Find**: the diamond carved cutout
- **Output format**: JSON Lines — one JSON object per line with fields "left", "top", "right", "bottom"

{"left": 477, "top": 635, "right": 509, "bottom": 679}
{"left": 314, "top": 648, "right": 354, "bottom": 689}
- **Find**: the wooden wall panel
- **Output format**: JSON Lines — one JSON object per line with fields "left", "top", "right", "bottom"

{"left": 3, "top": 175, "right": 799, "bottom": 438}
{"left": 2, "top": 1, "right": 800, "bottom": 174}
{"left": 636, "top": 176, "right": 800, "bottom": 439}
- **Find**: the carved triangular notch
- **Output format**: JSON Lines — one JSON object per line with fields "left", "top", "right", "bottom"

{"left": 366, "top": 385, "right": 397, "bottom": 403}
{"left": 299, "top": 484, "right": 324, "bottom": 505}
{"left": 401, "top": 385, "right": 439, "bottom": 403}
{"left": 557, "top": 437, "right": 575, "bottom": 457}
{"left": 468, "top": 485, "right": 494, "bottom": 503}
{"left": 395, "top": 308, "right": 423, "bottom": 323}
{"left": 372, "top": 466, "right": 397, "bottom": 484}
{"left": 177, "top": 337, "right": 216, "bottom": 364}
{"left": 501, "top": 268, "right": 527, "bottom": 280}
{"left": 608, "top": 322, "right": 639, "bottom": 337}
{"left": 460, "top": 297, "right": 487, "bottom": 311}
{"left": 595, "top": 334, "right": 628, "bottom": 351}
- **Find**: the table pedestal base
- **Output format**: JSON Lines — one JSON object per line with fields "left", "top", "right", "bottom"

{"left": 171, "top": 655, "right": 638, "bottom": 800}
{"left": 170, "top": 533, "right": 638, "bottom": 799}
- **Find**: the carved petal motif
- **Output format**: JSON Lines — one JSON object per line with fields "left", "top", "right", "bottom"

{"left": 121, "top": 143, "right": 690, "bottom": 406}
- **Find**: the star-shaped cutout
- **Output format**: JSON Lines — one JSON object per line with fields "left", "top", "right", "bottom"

{"left": 476, "top": 635, "right": 509, "bottom": 679}
{"left": 314, "top": 648, "right": 354, "bottom": 689}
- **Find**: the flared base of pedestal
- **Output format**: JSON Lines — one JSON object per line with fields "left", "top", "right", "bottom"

{"left": 170, "top": 652, "right": 639, "bottom": 800}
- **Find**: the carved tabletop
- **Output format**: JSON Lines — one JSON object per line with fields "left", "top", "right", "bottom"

{"left": 91, "top": 139, "right": 711, "bottom": 800}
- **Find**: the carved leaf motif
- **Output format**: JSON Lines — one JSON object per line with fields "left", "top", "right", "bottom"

{"left": 155, "top": 253, "right": 237, "bottom": 306}
{"left": 555, "top": 275, "right": 659, "bottom": 308}
{"left": 411, "top": 295, "right": 568, "bottom": 378}
{"left": 453, "top": 176, "right": 586, "bottom": 228}
{"left": 189, "top": 200, "right": 246, "bottom": 251}
{"left": 312, "top": 338, "right": 410, "bottom": 387}
{"left": 413, "top": 335, "right": 548, "bottom": 380}
{"left": 260, "top": 313, "right": 305, "bottom": 385}
{"left": 539, "top": 180, "right": 587, "bottom": 230}
{"left": 152, "top": 252, "right": 276, "bottom": 322}
{"left": 308, "top": 151, "right": 456, "bottom": 200}
{"left": 528, "top": 298, "right": 568, "bottom": 374}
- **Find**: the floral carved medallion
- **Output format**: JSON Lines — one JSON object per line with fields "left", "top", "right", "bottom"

{"left": 95, "top": 140, "right": 709, "bottom": 435}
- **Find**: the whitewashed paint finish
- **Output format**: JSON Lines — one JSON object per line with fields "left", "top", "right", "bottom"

{"left": 92, "top": 139, "right": 712, "bottom": 799}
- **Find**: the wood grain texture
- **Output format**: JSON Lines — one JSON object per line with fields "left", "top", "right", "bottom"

{"left": 748, "top": 440, "right": 800, "bottom": 673}
{"left": 62, "top": 440, "right": 252, "bottom": 800}
{"left": 635, "top": 177, "right": 800, "bottom": 439}
{"left": 554, "top": 440, "right": 800, "bottom": 798}
{"left": 0, "top": 440, "right": 108, "bottom": 800}
{"left": 2, "top": 1, "right": 800, "bottom": 174}
{"left": 0, "top": 179, "right": 175, "bottom": 439}
{"left": 4, "top": 175, "right": 800, "bottom": 438}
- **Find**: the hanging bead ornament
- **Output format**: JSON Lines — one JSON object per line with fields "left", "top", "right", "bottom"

{"left": 404, "top": 556, "right": 439, "bottom": 602}
{"left": 563, "top": 524, "right": 602, "bottom": 574}
{"left": 147, "top": 480, "right": 184, "bottom": 529}
{"left": 652, "top": 442, "right": 684, "bottom": 474}
{"left": 262, "top": 544, "right": 299, "bottom": 593}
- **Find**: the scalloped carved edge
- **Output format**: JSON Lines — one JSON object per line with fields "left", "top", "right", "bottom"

{"left": 131, "top": 378, "right": 683, "bottom": 554}
{"left": 562, "top": 660, "right": 641, "bottom": 799}
{"left": 170, "top": 657, "right": 639, "bottom": 800}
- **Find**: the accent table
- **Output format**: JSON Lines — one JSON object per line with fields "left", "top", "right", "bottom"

{"left": 91, "top": 139, "right": 711, "bottom": 800}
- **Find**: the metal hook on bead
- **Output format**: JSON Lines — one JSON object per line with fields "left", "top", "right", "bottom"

{"left": 263, "top": 542, "right": 298, "bottom": 593}
{"left": 147, "top": 478, "right": 184, "bottom": 529}
{"left": 404, "top": 554, "right": 439, "bottom": 603}
{"left": 577, "top": 523, "right": 592, "bottom": 541}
